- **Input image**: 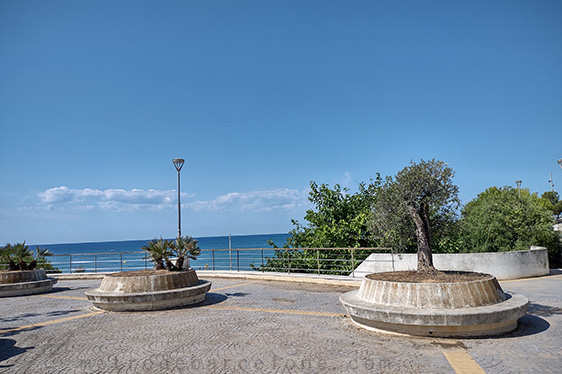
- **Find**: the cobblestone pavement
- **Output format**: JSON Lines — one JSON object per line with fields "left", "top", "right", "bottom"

{"left": 1, "top": 272, "right": 561, "bottom": 374}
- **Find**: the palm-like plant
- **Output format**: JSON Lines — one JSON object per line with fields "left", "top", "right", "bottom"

{"left": 1, "top": 243, "right": 56, "bottom": 271}
{"left": 1, "top": 244, "right": 13, "bottom": 270}
{"left": 35, "top": 246, "right": 52, "bottom": 259}
{"left": 34, "top": 246, "right": 52, "bottom": 269}
{"left": 141, "top": 239, "right": 174, "bottom": 270}
{"left": 10, "top": 242, "right": 34, "bottom": 270}
{"left": 141, "top": 236, "right": 201, "bottom": 271}
{"left": 174, "top": 236, "right": 201, "bottom": 270}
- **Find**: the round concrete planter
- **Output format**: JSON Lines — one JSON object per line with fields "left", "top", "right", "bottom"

{"left": 85, "top": 269, "right": 211, "bottom": 312}
{"left": 0, "top": 269, "right": 58, "bottom": 297}
{"left": 340, "top": 272, "right": 529, "bottom": 337}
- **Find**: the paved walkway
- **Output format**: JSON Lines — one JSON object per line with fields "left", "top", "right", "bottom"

{"left": 1, "top": 272, "right": 561, "bottom": 373}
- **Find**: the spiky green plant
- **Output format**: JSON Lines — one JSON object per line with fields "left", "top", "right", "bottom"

{"left": 35, "top": 246, "right": 52, "bottom": 260}
{"left": 141, "top": 239, "right": 174, "bottom": 270}
{"left": 1, "top": 243, "right": 57, "bottom": 272}
{"left": 174, "top": 236, "right": 201, "bottom": 270}
{"left": 141, "top": 236, "right": 201, "bottom": 271}
{"left": 1, "top": 244, "right": 13, "bottom": 270}
{"left": 1, "top": 242, "right": 34, "bottom": 270}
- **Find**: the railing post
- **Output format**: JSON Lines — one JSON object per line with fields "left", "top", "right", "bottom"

{"left": 317, "top": 249, "right": 320, "bottom": 275}
{"left": 261, "top": 249, "right": 264, "bottom": 273}
{"left": 212, "top": 250, "right": 215, "bottom": 271}
{"left": 120, "top": 253, "right": 123, "bottom": 272}
{"left": 69, "top": 254, "right": 72, "bottom": 274}
{"left": 287, "top": 249, "right": 290, "bottom": 274}
{"left": 95, "top": 255, "right": 97, "bottom": 273}
{"left": 236, "top": 250, "right": 240, "bottom": 272}
{"left": 351, "top": 248, "right": 355, "bottom": 278}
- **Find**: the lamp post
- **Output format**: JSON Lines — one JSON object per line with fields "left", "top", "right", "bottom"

{"left": 173, "top": 158, "right": 185, "bottom": 238}
{"left": 515, "top": 180, "right": 522, "bottom": 198}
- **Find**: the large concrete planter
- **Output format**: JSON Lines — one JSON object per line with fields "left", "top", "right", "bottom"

{"left": 353, "top": 248, "right": 549, "bottom": 280}
{"left": 0, "top": 269, "right": 58, "bottom": 297}
{"left": 85, "top": 269, "right": 211, "bottom": 312}
{"left": 340, "top": 272, "right": 529, "bottom": 338}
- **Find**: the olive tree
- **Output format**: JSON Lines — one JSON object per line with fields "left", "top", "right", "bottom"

{"left": 372, "top": 159, "right": 460, "bottom": 272}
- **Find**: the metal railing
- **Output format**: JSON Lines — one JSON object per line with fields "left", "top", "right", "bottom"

{"left": 14, "top": 247, "right": 393, "bottom": 277}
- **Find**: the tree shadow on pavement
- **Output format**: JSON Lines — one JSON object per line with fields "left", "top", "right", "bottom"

{"left": 0, "top": 338, "right": 33, "bottom": 368}
{"left": 528, "top": 303, "right": 562, "bottom": 317}
{"left": 0, "top": 309, "right": 80, "bottom": 338}
{"left": 224, "top": 292, "right": 251, "bottom": 298}
{"left": 48, "top": 287, "right": 73, "bottom": 293}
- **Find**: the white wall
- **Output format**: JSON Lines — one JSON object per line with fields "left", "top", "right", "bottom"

{"left": 352, "top": 247, "right": 550, "bottom": 280}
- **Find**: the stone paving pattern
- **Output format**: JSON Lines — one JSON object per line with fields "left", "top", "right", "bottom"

{"left": 1, "top": 273, "right": 561, "bottom": 373}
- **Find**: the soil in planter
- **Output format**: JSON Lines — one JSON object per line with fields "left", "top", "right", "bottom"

{"left": 366, "top": 270, "right": 490, "bottom": 283}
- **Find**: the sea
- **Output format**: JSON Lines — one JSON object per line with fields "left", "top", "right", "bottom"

{"left": 35, "top": 233, "right": 290, "bottom": 274}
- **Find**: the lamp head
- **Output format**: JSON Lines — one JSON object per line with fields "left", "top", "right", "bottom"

{"left": 173, "top": 158, "right": 185, "bottom": 172}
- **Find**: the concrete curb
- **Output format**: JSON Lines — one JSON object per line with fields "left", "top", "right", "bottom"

{"left": 50, "top": 269, "right": 562, "bottom": 285}
{"left": 196, "top": 270, "right": 362, "bottom": 287}
{"left": 53, "top": 270, "right": 362, "bottom": 286}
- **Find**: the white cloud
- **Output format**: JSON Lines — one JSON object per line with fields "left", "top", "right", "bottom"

{"left": 37, "top": 186, "right": 182, "bottom": 211}
{"left": 189, "top": 188, "right": 309, "bottom": 212}
{"left": 36, "top": 186, "right": 310, "bottom": 213}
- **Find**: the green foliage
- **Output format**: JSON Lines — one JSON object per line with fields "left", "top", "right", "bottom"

{"left": 257, "top": 179, "right": 383, "bottom": 274}
{"left": 1, "top": 242, "right": 57, "bottom": 271}
{"left": 461, "top": 187, "right": 560, "bottom": 260}
{"left": 253, "top": 240, "right": 369, "bottom": 275}
{"left": 0, "top": 244, "right": 12, "bottom": 270}
{"left": 141, "top": 236, "right": 201, "bottom": 271}
{"left": 541, "top": 191, "right": 562, "bottom": 219}
{"left": 371, "top": 159, "right": 460, "bottom": 270}
{"left": 142, "top": 239, "right": 173, "bottom": 270}
{"left": 286, "top": 179, "right": 381, "bottom": 248}
{"left": 254, "top": 159, "right": 561, "bottom": 274}
{"left": 33, "top": 245, "right": 58, "bottom": 272}
{"left": 174, "top": 236, "right": 201, "bottom": 270}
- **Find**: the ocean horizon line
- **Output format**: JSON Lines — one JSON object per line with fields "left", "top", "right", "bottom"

{"left": 32, "top": 232, "right": 290, "bottom": 247}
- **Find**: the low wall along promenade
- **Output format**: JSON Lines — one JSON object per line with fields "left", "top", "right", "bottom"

{"left": 353, "top": 247, "right": 549, "bottom": 280}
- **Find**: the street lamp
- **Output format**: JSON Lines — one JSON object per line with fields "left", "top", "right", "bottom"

{"left": 173, "top": 158, "right": 185, "bottom": 238}
{"left": 515, "top": 180, "right": 522, "bottom": 198}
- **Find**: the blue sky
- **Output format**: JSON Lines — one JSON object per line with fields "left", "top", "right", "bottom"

{"left": 1, "top": 0, "right": 561, "bottom": 245}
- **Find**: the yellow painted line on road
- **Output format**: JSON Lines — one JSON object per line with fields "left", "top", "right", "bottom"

{"left": 0, "top": 311, "right": 104, "bottom": 334}
{"left": 203, "top": 304, "right": 345, "bottom": 318}
{"left": 443, "top": 349, "right": 486, "bottom": 374}
{"left": 211, "top": 281, "right": 261, "bottom": 292}
{"left": 34, "top": 294, "right": 88, "bottom": 301}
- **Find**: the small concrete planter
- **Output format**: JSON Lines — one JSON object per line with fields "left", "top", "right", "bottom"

{"left": 340, "top": 272, "right": 529, "bottom": 338}
{"left": 85, "top": 269, "right": 211, "bottom": 312}
{"left": 0, "top": 269, "right": 58, "bottom": 297}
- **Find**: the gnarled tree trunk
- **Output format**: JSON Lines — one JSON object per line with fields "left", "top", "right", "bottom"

{"left": 409, "top": 204, "right": 435, "bottom": 272}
